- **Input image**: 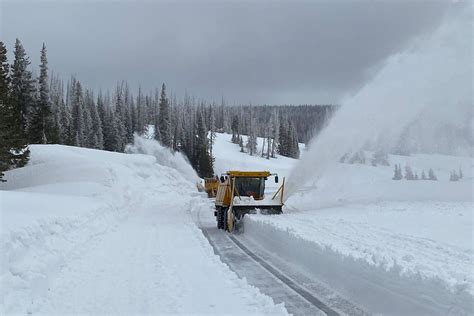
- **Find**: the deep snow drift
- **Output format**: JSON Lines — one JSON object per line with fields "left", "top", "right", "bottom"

{"left": 0, "top": 140, "right": 288, "bottom": 315}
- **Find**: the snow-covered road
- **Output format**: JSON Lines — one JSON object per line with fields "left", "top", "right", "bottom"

{"left": 194, "top": 204, "right": 368, "bottom": 316}
{"left": 36, "top": 199, "right": 286, "bottom": 314}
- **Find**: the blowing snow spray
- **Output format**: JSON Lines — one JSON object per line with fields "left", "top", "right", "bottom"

{"left": 285, "top": 5, "right": 472, "bottom": 202}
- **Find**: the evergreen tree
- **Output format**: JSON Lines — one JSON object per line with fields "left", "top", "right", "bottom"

{"left": 371, "top": 150, "right": 390, "bottom": 166}
{"left": 123, "top": 84, "right": 133, "bottom": 143}
{"left": 82, "top": 89, "right": 94, "bottom": 146}
{"left": 459, "top": 167, "right": 463, "bottom": 179}
{"left": 0, "top": 42, "right": 30, "bottom": 181}
{"left": 231, "top": 115, "right": 240, "bottom": 143}
{"left": 421, "top": 170, "right": 427, "bottom": 180}
{"left": 113, "top": 84, "right": 127, "bottom": 151}
{"left": 71, "top": 81, "right": 85, "bottom": 146}
{"left": 29, "top": 43, "right": 52, "bottom": 144}
{"left": 208, "top": 104, "right": 216, "bottom": 157}
{"left": 48, "top": 76, "right": 64, "bottom": 144}
{"left": 158, "top": 83, "right": 172, "bottom": 147}
{"left": 348, "top": 151, "right": 366, "bottom": 164}
{"left": 10, "top": 39, "right": 35, "bottom": 134}
{"left": 428, "top": 168, "right": 437, "bottom": 181}
{"left": 288, "top": 122, "right": 300, "bottom": 158}
{"left": 271, "top": 109, "right": 279, "bottom": 158}
{"left": 278, "top": 118, "right": 288, "bottom": 156}
{"left": 246, "top": 113, "right": 257, "bottom": 156}
{"left": 404, "top": 165, "right": 415, "bottom": 180}
{"left": 392, "top": 164, "right": 402, "bottom": 180}
{"left": 135, "top": 87, "right": 146, "bottom": 135}
{"left": 449, "top": 170, "right": 459, "bottom": 182}
{"left": 89, "top": 93, "right": 104, "bottom": 149}
{"left": 239, "top": 136, "right": 244, "bottom": 153}
{"left": 193, "top": 110, "right": 213, "bottom": 178}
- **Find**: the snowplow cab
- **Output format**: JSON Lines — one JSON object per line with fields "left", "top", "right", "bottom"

{"left": 214, "top": 171, "right": 284, "bottom": 232}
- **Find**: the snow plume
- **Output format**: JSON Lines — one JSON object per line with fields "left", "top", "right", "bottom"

{"left": 286, "top": 6, "right": 472, "bottom": 199}
{"left": 126, "top": 135, "right": 200, "bottom": 182}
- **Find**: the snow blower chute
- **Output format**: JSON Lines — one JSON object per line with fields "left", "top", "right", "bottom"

{"left": 214, "top": 171, "right": 284, "bottom": 232}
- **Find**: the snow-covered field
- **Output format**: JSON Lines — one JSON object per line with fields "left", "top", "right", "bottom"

{"left": 0, "top": 138, "right": 287, "bottom": 315}
{"left": 213, "top": 132, "right": 473, "bottom": 313}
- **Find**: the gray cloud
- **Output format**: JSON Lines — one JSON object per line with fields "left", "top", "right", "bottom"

{"left": 1, "top": 0, "right": 461, "bottom": 104}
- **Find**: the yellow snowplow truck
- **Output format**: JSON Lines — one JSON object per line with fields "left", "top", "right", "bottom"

{"left": 214, "top": 171, "right": 284, "bottom": 232}
{"left": 204, "top": 177, "right": 219, "bottom": 198}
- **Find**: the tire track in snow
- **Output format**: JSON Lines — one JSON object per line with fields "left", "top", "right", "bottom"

{"left": 197, "top": 206, "right": 341, "bottom": 316}
{"left": 227, "top": 234, "right": 339, "bottom": 316}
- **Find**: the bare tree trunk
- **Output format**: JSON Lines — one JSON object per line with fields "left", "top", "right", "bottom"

{"left": 267, "top": 136, "right": 271, "bottom": 159}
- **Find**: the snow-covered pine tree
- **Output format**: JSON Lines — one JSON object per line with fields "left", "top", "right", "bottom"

{"left": 371, "top": 150, "right": 390, "bottom": 166}
{"left": 348, "top": 151, "right": 366, "bottom": 164}
{"left": 82, "top": 89, "right": 94, "bottom": 147}
{"left": 71, "top": 80, "right": 85, "bottom": 146}
{"left": 449, "top": 170, "right": 459, "bottom": 182}
{"left": 96, "top": 91, "right": 105, "bottom": 124}
{"left": 29, "top": 43, "right": 52, "bottom": 144}
{"left": 113, "top": 84, "right": 127, "bottom": 151}
{"left": 0, "top": 41, "right": 30, "bottom": 181}
{"left": 266, "top": 128, "right": 271, "bottom": 160}
{"left": 231, "top": 115, "right": 239, "bottom": 143}
{"left": 271, "top": 109, "right": 279, "bottom": 158}
{"left": 428, "top": 168, "right": 437, "bottom": 181}
{"left": 102, "top": 106, "right": 114, "bottom": 151}
{"left": 278, "top": 118, "right": 288, "bottom": 156}
{"left": 48, "top": 75, "right": 65, "bottom": 144}
{"left": 158, "top": 83, "right": 172, "bottom": 148}
{"left": 459, "top": 167, "right": 463, "bottom": 179}
{"left": 194, "top": 109, "right": 213, "bottom": 178}
{"left": 208, "top": 104, "right": 216, "bottom": 157}
{"left": 392, "top": 164, "right": 403, "bottom": 180}
{"left": 421, "top": 170, "right": 427, "bottom": 180}
{"left": 89, "top": 92, "right": 103, "bottom": 149}
{"left": 246, "top": 111, "right": 258, "bottom": 156}
{"left": 135, "top": 87, "right": 146, "bottom": 135}
{"left": 392, "top": 165, "right": 398, "bottom": 180}
{"left": 404, "top": 165, "right": 415, "bottom": 180}
{"left": 288, "top": 122, "right": 300, "bottom": 158}
{"left": 123, "top": 84, "right": 134, "bottom": 143}
{"left": 10, "top": 39, "right": 36, "bottom": 136}
{"left": 218, "top": 97, "right": 225, "bottom": 131}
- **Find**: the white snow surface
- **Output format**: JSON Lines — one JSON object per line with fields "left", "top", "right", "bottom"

{"left": 1, "top": 141, "right": 288, "bottom": 315}
{"left": 213, "top": 133, "right": 474, "bottom": 300}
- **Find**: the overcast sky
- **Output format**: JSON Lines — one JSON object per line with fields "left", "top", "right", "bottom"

{"left": 1, "top": 0, "right": 463, "bottom": 104}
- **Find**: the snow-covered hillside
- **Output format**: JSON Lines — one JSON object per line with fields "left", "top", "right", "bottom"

{"left": 213, "top": 132, "right": 473, "bottom": 312}
{"left": 0, "top": 139, "right": 287, "bottom": 315}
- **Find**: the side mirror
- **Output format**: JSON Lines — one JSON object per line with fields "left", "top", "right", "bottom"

{"left": 275, "top": 176, "right": 279, "bottom": 183}
{"left": 220, "top": 176, "right": 225, "bottom": 183}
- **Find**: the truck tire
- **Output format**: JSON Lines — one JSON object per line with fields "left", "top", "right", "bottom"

{"left": 217, "top": 208, "right": 225, "bottom": 229}
{"left": 223, "top": 208, "right": 228, "bottom": 231}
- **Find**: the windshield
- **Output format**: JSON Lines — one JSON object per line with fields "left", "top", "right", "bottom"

{"left": 233, "top": 177, "right": 265, "bottom": 199}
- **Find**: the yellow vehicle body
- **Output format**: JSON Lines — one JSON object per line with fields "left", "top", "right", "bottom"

{"left": 204, "top": 177, "right": 219, "bottom": 198}
{"left": 214, "top": 170, "right": 284, "bottom": 232}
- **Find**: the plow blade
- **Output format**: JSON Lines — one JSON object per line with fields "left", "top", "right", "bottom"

{"left": 232, "top": 205, "right": 282, "bottom": 219}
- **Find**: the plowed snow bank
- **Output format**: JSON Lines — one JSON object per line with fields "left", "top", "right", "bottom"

{"left": 244, "top": 202, "right": 473, "bottom": 314}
